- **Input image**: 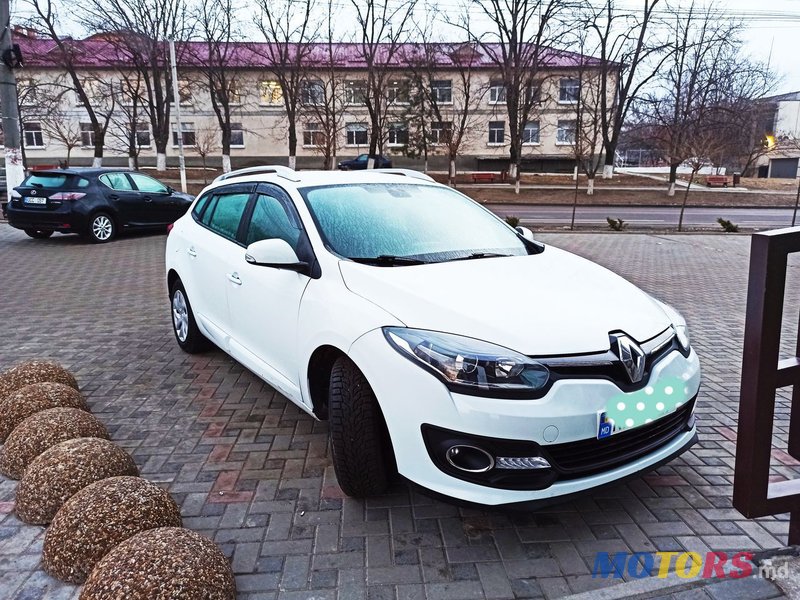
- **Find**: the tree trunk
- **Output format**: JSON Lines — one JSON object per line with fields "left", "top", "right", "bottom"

{"left": 667, "top": 162, "right": 679, "bottom": 197}
{"left": 678, "top": 170, "right": 696, "bottom": 232}
{"left": 222, "top": 154, "right": 232, "bottom": 173}
{"left": 288, "top": 155, "right": 296, "bottom": 170}
{"left": 93, "top": 131, "right": 104, "bottom": 167}
{"left": 157, "top": 153, "right": 167, "bottom": 171}
{"left": 202, "top": 156, "right": 208, "bottom": 184}
{"left": 572, "top": 166, "right": 578, "bottom": 181}
{"left": 586, "top": 177, "right": 595, "bottom": 196}
{"left": 571, "top": 169, "right": 580, "bottom": 230}
{"left": 128, "top": 156, "right": 135, "bottom": 170}
{"left": 449, "top": 159, "right": 456, "bottom": 186}
{"left": 602, "top": 164, "right": 614, "bottom": 179}
{"left": 514, "top": 162, "right": 521, "bottom": 195}
{"left": 91, "top": 157, "right": 102, "bottom": 168}
{"left": 66, "top": 148, "right": 72, "bottom": 167}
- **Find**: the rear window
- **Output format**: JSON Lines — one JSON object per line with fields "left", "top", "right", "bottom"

{"left": 23, "top": 173, "right": 89, "bottom": 189}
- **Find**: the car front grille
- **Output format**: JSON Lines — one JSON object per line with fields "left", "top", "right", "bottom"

{"left": 542, "top": 398, "right": 696, "bottom": 480}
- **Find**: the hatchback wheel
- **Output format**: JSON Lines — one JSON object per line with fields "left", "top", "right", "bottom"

{"left": 170, "top": 280, "right": 209, "bottom": 353}
{"left": 88, "top": 213, "right": 115, "bottom": 243}
{"left": 24, "top": 229, "right": 54, "bottom": 239}
{"left": 328, "top": 356, "right": 393, "bottom": 497}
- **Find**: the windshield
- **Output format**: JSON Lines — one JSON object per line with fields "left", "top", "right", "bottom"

{"left": 301, "top": 183, "right": 531, "bottom": 263}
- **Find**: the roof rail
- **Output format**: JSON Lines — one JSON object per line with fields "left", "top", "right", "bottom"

{"left": 380, "top": 169, "right": 436, "bottom": 183}
{"left": 214, "top": 165, "right": 301, "bottom": 183}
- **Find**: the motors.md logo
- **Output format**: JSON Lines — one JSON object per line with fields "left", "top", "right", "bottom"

{"left": 592, "top": 551, "right": 787, "bottom": 580}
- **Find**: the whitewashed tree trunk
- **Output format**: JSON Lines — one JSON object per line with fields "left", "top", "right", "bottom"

{"left": 449, "top": 159, "right": 456, "bottom": 182}
{"left": 424, "top": 158, "right": 428, "bottom": 173}
{"left": 127, "top": 157, "right": 135, "bottom": 170}
{"left": 92, "top": 157, "right": 103, "bottom": 168}
{"left": 509, "top": 163, "right": 518, "bottom": 179}
{"left": 156, "top": 153, "right": 166, "bottom": 171}
{"left": 222, "top": 154, "right": 232, "bottom": 173}
{"left": 367, "top": 157, "right": 376, "bottom": 169}
{"left": 288, "top": 155, "right": 296, "bottom": 170}
{"left": 572, "top": 166, "right": 578, "bottom": 181}
{"left": 602, "top": 164, "right": 614, "bottom": 179}
{"left": 587, "top": 178, "right": 595, "bottom": 195}
{"left": 515, "top": 178, "right": 520, "bottom": 194}
{"left": 667, "top": 182, "right": 676, "bottom": 197}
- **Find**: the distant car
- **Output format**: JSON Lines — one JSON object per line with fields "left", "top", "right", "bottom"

{"left": 7, "top": 168, "right": 194, "bottom": 243}
{"left": 338, "top": 154, "right": 393, "bottom": 170}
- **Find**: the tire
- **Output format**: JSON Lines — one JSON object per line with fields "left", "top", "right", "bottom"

{"left": 328, "top": 356, "right": 393, "bottom": 497}
{"left": 24, "top": 229, "right": 54, "bottom": 239}
{"left": 170, "top": 279, "right": 209, "bottom": 354}
{"left": 88, "top": 212, "right": 115, "bottom": 243}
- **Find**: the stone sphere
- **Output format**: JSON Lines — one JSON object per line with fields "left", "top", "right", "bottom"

{"left": 0, "top": 407, "right": 109, "bottom": 480}
{"left": 80, "top": 527, "right": 236, "bottom": 600}
{"left": 43, "top": 476, "right": 182, "bottom": 584}
{"left": 16, "top": 438, "right": 139, "bottom": 525}
{"left": 0, "top": 382, "right": 89, "bottom": 442}
{"left": 0, "top": 360, "right": 79, "bottom": 401}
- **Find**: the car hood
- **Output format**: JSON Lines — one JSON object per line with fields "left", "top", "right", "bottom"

{"left": 338, "top": 247, "right": 672, "bottom": 355}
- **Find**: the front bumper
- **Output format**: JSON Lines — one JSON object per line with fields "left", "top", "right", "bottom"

{"left": 348, "top": 328, "right": 701, "bottom": 506}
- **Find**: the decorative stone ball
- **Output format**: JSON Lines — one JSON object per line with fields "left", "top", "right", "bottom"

{"left": 0, "top": 360, "right": 79, "bottom": 401}
{"left": 16, "top": 438, "right": 139, "bottom": 525}
{"left": 43, "top": 476, "right": 183, "bottom": 584}
{"left": 0, "top": 382, "right": 90, "bottom": 442}
{"left": 80, "top": 527, "right": 236, "bottom": 600}
{"left": 0, "top": 407, "right": 109, "bottom": 480}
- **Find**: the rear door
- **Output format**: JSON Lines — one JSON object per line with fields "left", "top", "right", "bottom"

{"left": 98, "top": 172, "right": 146, "bottom": 224}
{"left": 128, "top": 173, "right": 177, "bottom": 224}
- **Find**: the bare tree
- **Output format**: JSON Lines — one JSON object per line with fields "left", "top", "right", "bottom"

{"left": 256, "top": 0, "right": 316, "bottom": 170}
{"left": 192, "top": 0, "right": 242, "bottom": 173}
{"left": 458, "top": 0, "right": 566, "bottom": 192}
{"left": 21, "top": 0, "right": 115, "bottom": 166}
{"left": 81, "top": 0, "right": 191, "bottom": 171}
{"left": 350, "top": 0, "right": 418, "bottom": 169}
{"left": 193, "top": 125, "right": 219, "bottom": 182}
{"left": 106, "top": 73, "right": 150, "bottom": 169}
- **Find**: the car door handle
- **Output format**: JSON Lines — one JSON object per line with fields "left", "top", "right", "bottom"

{"left": 226, "top": 272, "right": 242, "bottom": 285}
{"left": 108, "top": 194, "right": 119, "bottom": 200}
{"left": 143, "top": 196, "right": 152, "bottom": 202}
{"left": 187, "top": 247, "right": 197, "bottom": 258}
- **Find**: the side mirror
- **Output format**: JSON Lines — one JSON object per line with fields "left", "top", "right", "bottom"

{"left": 245, "top": 239, "right": 309, "bottom": 274}
{"left": 165, "top": 186, "right": 175, "bottom": 194}
{"left": 515, "top": 226, "right": 535, "bottom": 242}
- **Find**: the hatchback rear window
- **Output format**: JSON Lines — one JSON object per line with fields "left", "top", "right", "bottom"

{"left": 23, "top": 173, "right": 89, "bottom": 189}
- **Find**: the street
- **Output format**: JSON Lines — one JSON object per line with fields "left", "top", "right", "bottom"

{"left": 487, "top": 204, "right": 800, "bottom": 229}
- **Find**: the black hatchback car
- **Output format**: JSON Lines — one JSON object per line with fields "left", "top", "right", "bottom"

{"left": 337, "top": 154, "right": 393, "bottom": 170}
{"left": 8, "top": 168, "right": 194, "bottom": 243}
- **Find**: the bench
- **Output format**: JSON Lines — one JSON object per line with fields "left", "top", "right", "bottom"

{"left": 471, "top": 171, "right": 508, "bottom": 183}
{"left": 706, "top": 175, "right": 730, "bottom": 188}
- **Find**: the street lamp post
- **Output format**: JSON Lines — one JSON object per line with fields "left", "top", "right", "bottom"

{"left": 169, "top": 38, "right": 187, "bottom": 194}
{"left": 0, "top": 0, "right": 25, "bottom": 199}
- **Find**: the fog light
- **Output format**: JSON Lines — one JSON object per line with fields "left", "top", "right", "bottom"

{"left": 495, "top": 456, "right": 551, "bottom": 470}
{"left": 445, "top": 445, "right": 494, "bottom": 473}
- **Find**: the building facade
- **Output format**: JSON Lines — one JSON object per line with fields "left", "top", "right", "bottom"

{"left": 15, "top": 33, "right": 615, "bottom": 173}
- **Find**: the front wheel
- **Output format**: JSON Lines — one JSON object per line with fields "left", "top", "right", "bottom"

{"left": 24, "top": 229, "right": 54, "bottom": 239}
{"left": 328, "top": 357, "right": 393, "bottom": 497}
{"left": 170, "top": 280, "right": 209, "bottom": 354}
{"left": 88, "top": 213, "right": 115, "bottom": 243}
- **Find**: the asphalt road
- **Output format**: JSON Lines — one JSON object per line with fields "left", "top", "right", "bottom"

{"left": 486, "top": 204, "right": 800, "bottom": 229}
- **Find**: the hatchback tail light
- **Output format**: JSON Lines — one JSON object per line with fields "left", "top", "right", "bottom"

{"left": 167, "top": 223, "right": 174, "bottom": 233}
{"left": 49, "top": 192, "right": 86, "bottom": 201}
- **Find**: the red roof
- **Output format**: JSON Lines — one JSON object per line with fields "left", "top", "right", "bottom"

{"left": 18, "top": 36, "right": 608, "bottom": 70}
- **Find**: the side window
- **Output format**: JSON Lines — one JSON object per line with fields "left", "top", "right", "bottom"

{"left": 129, "top": 173, "right": 168, "bottom": 193}
{"left": 204, "top": 192, "right": 250, "bottom": 240}
{"left": 244, "top": 193, "right": 302, "bottom": 249}
{"left": 192, "top": 194, "right": 212, "bottom": 221}
{"left": 99, "top": 173, "right": 133, "bottom": 191}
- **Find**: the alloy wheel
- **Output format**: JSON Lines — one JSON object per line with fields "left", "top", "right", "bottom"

{"left": 172, "top": 290, "right": 189, "bottom": 342}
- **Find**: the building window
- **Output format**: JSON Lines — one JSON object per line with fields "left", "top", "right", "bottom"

{"left": 431, "top": 80, "right": 452, "bottom": 104}
{"left": 388, "top": 80, "right": 409, "bottom": 104}
{"left": 488, "top": 121, "right": 505, "bottom": 145}
{"left": 429, "top": 121, "right": 452, "bottom": 145}
{"left": 80, "top": 122, "right": 96, "bottom": 147}
{"left": 230, "top": 122, "right": 244, "bottom": 147}
{"left": 346, "top": 123, "right": 368, "bottom": 146}
{"left": 23, "top": 122, "right": 44, "bottom": 148}
{"left": 557, "top": 119, "right": 576, "bottom": 144}
{"left": 303, "top": 122, "right": 325, "bottom": 147}
{"left": 489, "top": 82, "right": 506, "bottom": 104}
{"left": 522, "top": 121, "right": 540, "bottom": 145}
{"left": 388, "top": 122, "right": 408, "bottom": 146}
{"left": 172, "top": 122, "right": 196, "bottom": 147}
{"left": 301, "top": 80, "right": 325, "bottom": 106}
{"left": 559, "top": 78, "right": 580, "bottom": 103}
{"left": 526, "top": 82, "right": 541, "bottom": 104}
{"left": 261, "top": 80, "right": 283, "bottom": 105}
{"left": 135, "top": 122, "right": 150, "bottom": 147}
{"left": 344, "top": 81, "right": 367, "bottom": 105}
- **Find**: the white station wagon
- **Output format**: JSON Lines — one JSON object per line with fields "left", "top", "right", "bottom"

{"left": 165, "top": 166, "right": 700, "bottom": 506}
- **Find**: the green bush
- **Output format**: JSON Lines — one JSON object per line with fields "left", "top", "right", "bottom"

{"left": 717, "top": 218, "right": 739, "bottom": 233}
{"left": 505, "top": 215, "right": 521, "bottom": 228}
{"left": 606, "top": 217, "right": 628, "bottom": 231}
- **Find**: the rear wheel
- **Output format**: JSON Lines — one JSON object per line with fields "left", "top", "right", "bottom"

{"left": 88, "top": 213, "right": 115, "bottom": 243}
{"left": 24, "top": 229, "right": 54, "bottom": 239}
{"left": 328, "top": 356, "right": 393, "bottom": 497}
{"left": 170, "top": 279, "right": 209, "bottom": 354}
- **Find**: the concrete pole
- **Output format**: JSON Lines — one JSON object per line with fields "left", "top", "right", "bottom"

{"left": 0, "top": 0, "right": 25, "bottom": 196}
{"left": 169, "top": 38, "right": 187, "bottom": 194}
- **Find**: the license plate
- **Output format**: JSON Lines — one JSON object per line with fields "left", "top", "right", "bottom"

{"left": 24, "top": 196, "right": 47, "bottom": 205}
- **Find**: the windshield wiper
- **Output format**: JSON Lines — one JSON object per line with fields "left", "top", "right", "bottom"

{"left": 349, "top": 255, "right": 429, "bottom": 266}
{"left": 446, "top": 252, "right": 513, "bottom": 262}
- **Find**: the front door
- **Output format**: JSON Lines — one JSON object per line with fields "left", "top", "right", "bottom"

{"left": 128, "top": 173, "right": 176, "bottom": 224}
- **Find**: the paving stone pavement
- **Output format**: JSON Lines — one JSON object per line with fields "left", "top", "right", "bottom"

{"left": 0, "top": 225, "right": 798, "bottom": 600}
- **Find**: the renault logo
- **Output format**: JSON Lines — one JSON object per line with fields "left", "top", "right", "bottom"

{"left": 612, "top": 334, "right": 646, "bottom": 383}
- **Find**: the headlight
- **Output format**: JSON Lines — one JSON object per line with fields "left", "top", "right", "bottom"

{"left": 383, "top": 327, "right": 549, "bottom": 397}
{"left": 674, "top": 324, "right": 690, "bottom": 353}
